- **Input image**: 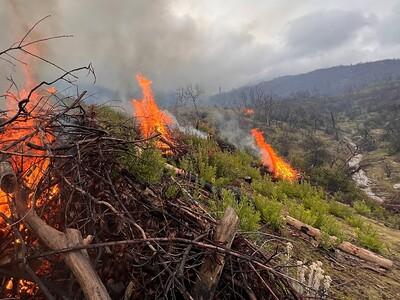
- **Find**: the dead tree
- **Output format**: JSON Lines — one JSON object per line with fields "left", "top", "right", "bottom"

{"left": 176, "top": 84, "right": 204, "bottom": 129}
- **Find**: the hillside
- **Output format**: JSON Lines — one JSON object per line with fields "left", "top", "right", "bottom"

{"left": 211, "top": 59, "right": 400, "bottom": 106}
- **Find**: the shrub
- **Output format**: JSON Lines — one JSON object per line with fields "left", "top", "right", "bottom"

{"left": 310, "top": 166, "right": 363, "bottom": 203}
{"left": 254, "top": 194, "right": 284, "bottom": 231}
{"left": 217, "top": 189, "right": 261, "bottom": 232}
{"left": 121, "top": 146, "right": 165, "bottom": 184}
{"left": 211, "top": 151, "right": 261, "bottom": 184}
{"left": 319, "top": 215, "right": 344, "bottom": 240}
{"left": 329, "top": 201, "right": 352, "bottom": 219}
{"left": 353, "top": 200, "right": 371, "bottom": 216}
{"left": 346, "top": 215, "right": 364, "bottom": 229}
{"left": 288, "top": 202, "right": 318, "bottom": 227}
{"left": 357, "top": 224, "right": 383, "bottom": 253}
{"left": 252, "top": 178, "right": 277, "bottom": 199}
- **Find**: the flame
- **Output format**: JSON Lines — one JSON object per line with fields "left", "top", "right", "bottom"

{"left": 251, "top": 128, "right": 297, "bottom": 182}
{"left": 243, "top": 108, "right": 255, "bottom": 115}
{"left": 131, "top": 74, "right": 174, "bottom": 151}
{"left": 0, "top": 51, "right": 56, "bottom": 219}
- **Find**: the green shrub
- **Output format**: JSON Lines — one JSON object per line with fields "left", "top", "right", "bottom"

{"left": 357, "top": 224, "right": 383, "bottom": 253}
{"left": 121, "top": 146, "right": 165, "bottom": 184}
{"left": 329, "top": 201, "right": 352, "bottom": 219}
{"left": 346, "top": 215, "right": 365, "bottom": 229}
{"left": 319, "top": 215, "right": 344, "bottom": 240}
{"left": 287, "top": 202, "right": 318, "bottom": 227}
{"left": 252, "top": 178, "right": 279, "bottom": 199}
{"left": 211, "top": 151, "right": 260, "bottom": 184}
{"left": 353, "top": 200, "right": 371, "bottom": 216}
{"left": 217, "top": 189, "right": 261, "bottom": 231}
{"left": 310, "top": 166, "right": 363, "bottom": 202}
{"left": 254, "top": 194, "right": 284, "bottom": 231}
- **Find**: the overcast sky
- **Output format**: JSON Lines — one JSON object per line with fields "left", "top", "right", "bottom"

{"left": 1, "top": 0, "right": 400, "bottom": 99}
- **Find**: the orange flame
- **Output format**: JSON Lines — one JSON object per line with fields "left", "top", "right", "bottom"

{"left": 243, "top": 108, "right": 255, "bottom": 115}
{"left": 251, "top": 128, "right": 297, "bottom": 182}
{"left": 131, "top": 74, "right": 174, "bottom": 150}
{"left": 0, "top": 53, "right": 55, "bottom": 219}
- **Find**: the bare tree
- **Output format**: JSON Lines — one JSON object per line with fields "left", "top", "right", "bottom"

{"left": 176, "top": 84, "right": 204, "bottom": 128}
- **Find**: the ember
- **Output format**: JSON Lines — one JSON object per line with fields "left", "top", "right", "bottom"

{"left": 243, "top": 108, "right": 255, "bottom": 115}
{"left": 251, "top": 128, "right": 298, "bottom": 181}
{"left": 131, "top": 74, "right": 174, "bottom": 151}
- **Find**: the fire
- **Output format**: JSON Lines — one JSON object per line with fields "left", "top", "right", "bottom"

{"left": 251, "top": 128, "right": 297, "bottom": 182}
{"left": 243, "top": 108, "right": 255, "bottom": 116}
{"left": 0, "top": 53, "right": 55, "bottom": 219}
{"left": 131, "top": 74, "right": 174, "bottom": 150}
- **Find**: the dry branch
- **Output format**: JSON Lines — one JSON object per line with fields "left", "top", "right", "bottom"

{"left": 14, "top": 188, "right": 111, "bottom": 300}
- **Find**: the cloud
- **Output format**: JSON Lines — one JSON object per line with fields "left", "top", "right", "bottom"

{"left": 285, "top": 10, "right": 371, "bottom": 54}
{"left": 0, "top": 1, "right": 399, "bottom": 99}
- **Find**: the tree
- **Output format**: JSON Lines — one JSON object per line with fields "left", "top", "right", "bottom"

{"left": 176, "top": 84, "right": 204, "bottom": 128}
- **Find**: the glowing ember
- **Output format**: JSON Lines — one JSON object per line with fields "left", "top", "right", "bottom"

{"left": 243, "top": 108, "right": 255, "bottom": 116}
{"left": 131, "top": 74, "right": 174, "bottom": 151}
{"left": 251, "top": 128, "right": 297, "bottom": 182}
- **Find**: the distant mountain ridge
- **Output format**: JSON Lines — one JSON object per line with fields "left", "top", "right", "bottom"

{"left": 211, "top": 59, "right": 400, "bottom": 105}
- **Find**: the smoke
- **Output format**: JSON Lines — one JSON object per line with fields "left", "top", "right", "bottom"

{"left": 0, "top": 0, "right": 271, "bottom": 99}
{"left": 166, "top": 111, "right": 208, "bottom": 139}
{"left": 1, "top": 0, "right": 400, "bottom": 103}
{"left": 209, "top": 109, "right": 257, "bottom": 151}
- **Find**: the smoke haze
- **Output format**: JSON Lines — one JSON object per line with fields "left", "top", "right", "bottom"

{"left": 1, "top": 0, "right": 400, "bottom": 100}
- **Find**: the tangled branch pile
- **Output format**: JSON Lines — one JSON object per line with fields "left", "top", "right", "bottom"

{"left": 0, "top": 86, "right": 299, "bottom": 299}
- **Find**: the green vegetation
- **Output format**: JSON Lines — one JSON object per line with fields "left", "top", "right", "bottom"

{"left": 353, "top": 200, "right": 372, "bottom": 216}
{"left": 179, "top": 136, "right": 260, "bottom": 186}
{"left": 346, "top": 215, "right": 365, "bottom": 229}
{"left": 120, "top": 145, "right": 165, "bottom": 184}
{"left": 254, "top": 194, "right": 284, "bottom": 231}
{"left": 357, "top": 224, "right": 384, "bottom": 253}
{"left": 213, "top": 189, "right": 261, "bottom": 231}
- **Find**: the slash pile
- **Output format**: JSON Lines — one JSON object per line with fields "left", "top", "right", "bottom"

{"left": 0, "top": 88, "right": 298, "bottom": 299}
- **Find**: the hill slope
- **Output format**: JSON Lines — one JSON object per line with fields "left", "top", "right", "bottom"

{"left": 211, "top": 59, "right": 400, "bottom": 105}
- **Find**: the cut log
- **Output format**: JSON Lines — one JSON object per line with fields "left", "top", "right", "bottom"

{"left": 192, "top": 206, "right": 239, "bottom": 300}
{"left": 286, "top": 216, "right": 322, "bottom": 240}
{"left": 337, "top": 241, "right": 393, "bottom": 269}
{"left": 285, "top": 215, "right": 393, "bottom": 269}
{"left": 14, "top": 187, "right": 111, "bottom": 300}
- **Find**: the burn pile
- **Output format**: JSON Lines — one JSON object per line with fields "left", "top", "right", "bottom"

{"left": 0, "top": 77, "right": 298, "bottom": 299}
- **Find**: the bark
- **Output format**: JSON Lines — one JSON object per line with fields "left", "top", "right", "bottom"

{"left": 192, "top": 207, "right": 239, "bottom": 300}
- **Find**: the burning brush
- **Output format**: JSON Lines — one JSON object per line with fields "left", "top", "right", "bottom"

{"left": 131, "top": 74, "right": 175, "bottom": 152}
{"left": 251, "top": 128, "right": 298, "bottom": 182}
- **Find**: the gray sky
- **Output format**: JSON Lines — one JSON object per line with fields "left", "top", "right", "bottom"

{"left": 1, "top": 0, "right": 400, "bottom": 98}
